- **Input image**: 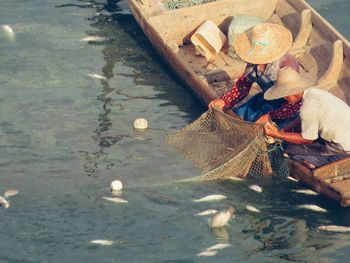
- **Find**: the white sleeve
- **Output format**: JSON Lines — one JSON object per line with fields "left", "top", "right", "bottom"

{"left": 300, "top": 107, "right": 319, "bottom": 140}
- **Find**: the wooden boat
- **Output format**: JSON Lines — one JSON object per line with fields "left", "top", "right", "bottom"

{"left": 127, "top": 0, "right": 350, "bottom": 206}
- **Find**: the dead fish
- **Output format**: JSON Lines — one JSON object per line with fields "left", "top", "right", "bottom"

{"left": 205, "top": 243, "right": 231, "bottom": 251}
{"left": 87, "top": 73, "right": 107, "bottom": 81}
{"left": 80, "top": 35, "right": 106, "bottom": 42}
{"left": 291, "top": 189, "right": 318, "bottom": 196}
{"left": 90, "top": 239, "right": 114, "bottom": 246}
{"left": 227, "top": 176, "right": 245, "bottom": 182}
{"left": 0, "top": 196, "right": 10, "bottom": 208}
{"left": 297, "top": 204, "right": 327, "bottom": 213}
{"left": 209, "top": 207, "right": 235, "bottom": 228}
{"left": 196, "top": 209, "right": 218, "bottom": 216}
{"left": 245, "top": 205, "right": 260, "bottom": 213}
{"left": 2, "top": 25, "right": 15, "bottom": 40}
{"left": 249, "top": 185, "right": 262, "bottom": 193}
{"left": 196, "top": 250, "right": 217, "bottom": 257}
{"left": 4, "top": 189, "right": 19, "bottom": 198}
{"left": 317, "top": 225, "right": 350, "bottom": 233}
{"left": 287, "top": 176, "right": 299, "bottom": 182}
{"left": 102, "top": 196, "right": 128, "bottom": 204}
{"left": 193, "top": 194, "right": 227, "bottom": 203}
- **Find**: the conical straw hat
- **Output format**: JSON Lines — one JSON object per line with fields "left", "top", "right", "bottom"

{"left": 264, "top": 66, "right": 315, "bottom": 100}
{"left": 233, "top": 23, "right": 292, "bottom": 64}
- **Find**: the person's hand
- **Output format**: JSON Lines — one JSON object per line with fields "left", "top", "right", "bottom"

{"left": 208, "top": 99, "right": 225, "bottom": 110}
{"left": 264, "top": 122, "right": 279, "bottom": 137}
{"left": 256, "top": 114, "right": 271, "bottom": 124}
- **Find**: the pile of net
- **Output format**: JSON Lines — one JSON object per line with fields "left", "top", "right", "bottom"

{"left": 166, "top": 107, "right": 288, "bottom": 182}
{"left": 163, "top": 0, "right": 215, "bottom": 10}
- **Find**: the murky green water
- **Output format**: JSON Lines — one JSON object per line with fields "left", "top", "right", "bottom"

{"left": 0, "top": 0, "right": 350, "bottom": 262}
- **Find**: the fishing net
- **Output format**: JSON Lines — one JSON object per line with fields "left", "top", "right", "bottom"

{"left": 163, "top": 0, "right": 216, "bottom": 10}
{"left": 166, "top": 107, "right": 287, "bottom": 182}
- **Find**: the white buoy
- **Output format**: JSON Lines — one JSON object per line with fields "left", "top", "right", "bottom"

{"left": 110, "top": 180, "right": 123, "bottom": 191}
{"left": 133, "top": 118, "right": 148, "bottom": 131}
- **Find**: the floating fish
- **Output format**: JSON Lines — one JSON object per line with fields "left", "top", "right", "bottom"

{"left": 2, "top": 25, "right": 15, "bottom": 41}
{"left": 209, "top": 207, "right": 235, "bottom": 228}
{"left": 249, "top": 185, "right": 262, "bottom": 193}
{"left": 0, "top": 196, "right": 10, "bottom": 208}
{"left": 193, "top": 194, "right": 227, "bottom": 203}
{"left": 227, "top": 176, "right": 245, "bottom": 182}
{"left": 196, "top": 209, "right": 218, "bottom": 216}
{"left": 205, "top": 243, "right": 231, "bottom": 251}
{"left": 90, "top": 239, "right": 114, "bottom": 246}
{"left": 102, "top": 196, "right": 128, "bottom": 204}
{"left": 87, "top": 73, "right": 107, "bottom": 81}
{"left": 291, "top": 189, "right": 318, "bottom": 196}
{"left": 317, "top": 225, "right": 350, "bottom": 233}
{"left": 245, "top": 205, "right": 260, "bottom": 213}
{"left": 4, "top": 189, "right": 19, "bottom": 198}
{"left": 287, "top": 176, "right": 299, "bottom": 182}
{"left": 80, "top": 35, "right": 106, "bottom": 42}
{"left": 196, "top": 250, "right": 217, "bottom": 257}
{"left": 297, "top": 204, "right": 327, "bottom": 213}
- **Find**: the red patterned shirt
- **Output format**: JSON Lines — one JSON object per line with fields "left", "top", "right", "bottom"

{"left": 220, "top": 76, "right": 253, "bottom": 111}
{"left": 220, "top": 76, "right": 302, "bottom": 121}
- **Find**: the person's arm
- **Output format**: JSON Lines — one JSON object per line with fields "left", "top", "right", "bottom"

{"left": 209, "top": 65, "right": 255, "bottom": 110}
{"left": 220, "top": 76, "right": 254, "bottom": 110}
{"left": 264, "top": 122, "right": 314, "bottom": 144}
{"left": 269, "top": 101, "right": 302, "bottom": 121}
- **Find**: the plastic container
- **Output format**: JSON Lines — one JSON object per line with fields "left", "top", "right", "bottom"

{"left": 191, "top": 20, "right": 227, "bottom": 60}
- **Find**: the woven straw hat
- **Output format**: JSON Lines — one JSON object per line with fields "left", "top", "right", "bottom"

{"left": 264, "top": 67, "right": 314, "bottom": 100}
{"left": 233, "top": 23, "right": 292, "bottom": 64}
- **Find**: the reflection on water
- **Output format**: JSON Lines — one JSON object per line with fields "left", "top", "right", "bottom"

{"left": 0, "top": 0, "right": 350, "bottom": 262}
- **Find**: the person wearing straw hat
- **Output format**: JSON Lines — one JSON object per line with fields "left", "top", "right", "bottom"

{"left": 209, "top": 23, "right": 300, "bottom": 127}
{"left": 263, "top": 66, "right": 350, "bottom": 169}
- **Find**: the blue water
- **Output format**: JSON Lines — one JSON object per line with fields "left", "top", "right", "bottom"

{"left": 0, "top": 0, "right": 349, "bottom": 262}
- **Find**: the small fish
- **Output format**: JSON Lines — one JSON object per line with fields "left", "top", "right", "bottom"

{"left": 0, "top": 196, "right": 10, "bottom": 208}
{"left": 87, "top": 73, "right": 107, "bottom": 81}
{"left": 102, "top": 197, "right": 128, "bottom": 204}
{"left": 228, "top": 176, "right": 245, "bottom": 182}
{"left": 196, "top": 209, "right": 218, "bottom": 216}
{"left": 245, "top": 205, "right": 260, "bottom": 213}
{"left": 193, "top": 194, "right": 227, "bottom": 203}
{"left": 297, "top": 204, "right": 327, "bottom": 213}
{"left": 287, "top": 176, "right": 299, "bottom": 182}
{"left": 249, "top": 185, "right": 262, "bottom": 193}
{"left": 80, "top": 35, "right": 106, "bottom": 42}
{"left": 209, "top": 207, "right": 235, "bottom": 228}
{"left": 2, "top": 25, "right": 15, "bottom": 40}
{"left": 292, "top": 189, "right": 318, "bottom": 196}
{"left": 4, "top": 189, "right": 19, "bottom": 198}
{"left": 196, "top": 250, "right": 217, "bottom": 257}
{"left": 90, "top": 239, "right": 114, "bottom": 246}
{"left": 205, "top": 243, "right": 231, "bottom": 251}
{"left": 317, "top": 225, "right": 350, "bottom": 233}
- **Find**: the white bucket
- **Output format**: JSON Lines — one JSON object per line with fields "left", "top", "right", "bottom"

{"left": 191, "top": 20, "right": 227, "bottom": 60}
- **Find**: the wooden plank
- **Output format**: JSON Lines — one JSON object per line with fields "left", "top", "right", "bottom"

{"left": 286, "top": 0, "right": 350, "bottom": 58}
{"left": 313, "top": 156, "right": 350, "bottom": 180}
{"left": 290, "top": 160, "right": 342, "bottom": 203}
{"left": 331, "top": 179, "right": 350, "bottom": 199}
{"left": 148, "top": 0, "right": 278, "bottom": 45}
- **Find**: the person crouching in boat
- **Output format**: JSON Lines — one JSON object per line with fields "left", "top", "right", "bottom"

{"left": 263, "top": 66, "right": 350, "bottom": 169}
{"left": 209, "top": 23, "right": 300, "bottom": 127}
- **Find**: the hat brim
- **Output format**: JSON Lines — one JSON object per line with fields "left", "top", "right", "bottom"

{"left": 233, "top": 23, "right": 292, "bottom": 65}
{"left": 264, "top": 81, "right": 311, "bottom": 100}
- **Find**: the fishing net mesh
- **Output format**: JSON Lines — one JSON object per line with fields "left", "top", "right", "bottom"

{"left": 166, "top": 107, "right": 288, "bottom": 181}
{"left": 163, "top": 0, "right": 215, "bottom": 10}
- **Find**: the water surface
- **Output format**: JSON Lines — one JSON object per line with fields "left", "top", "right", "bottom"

{"left": 0, "top": 0, "right": 350, "bottom": 262}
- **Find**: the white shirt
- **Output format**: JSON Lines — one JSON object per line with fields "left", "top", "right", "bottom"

{"left": 300, "top": 88, "right": 350, "bottom": 151}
